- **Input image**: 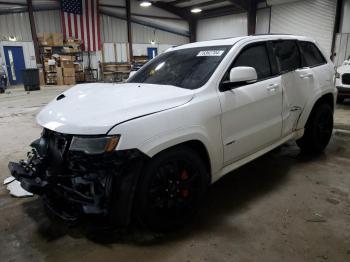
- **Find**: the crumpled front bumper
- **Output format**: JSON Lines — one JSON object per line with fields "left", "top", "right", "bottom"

{"left": 8, "top": 132, "right": 147, "bottom": 224}
{"left": 8, "top": 161, "right": 48, "bottom": 194}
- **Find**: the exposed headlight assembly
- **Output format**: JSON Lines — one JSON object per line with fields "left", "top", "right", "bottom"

{"left": 69, "top": 135, "right": 120, "bottom": 154}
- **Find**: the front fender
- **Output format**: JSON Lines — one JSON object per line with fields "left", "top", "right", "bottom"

{"left": 108, "top": 95, "right": 224, "bottom": 177}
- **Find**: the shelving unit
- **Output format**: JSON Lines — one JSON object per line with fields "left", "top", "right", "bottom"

{"left": 39, "top": 41, "right": 84, "bottom": 85}
{"left": 102, "top": 63, "right": 132, "bottom": 82}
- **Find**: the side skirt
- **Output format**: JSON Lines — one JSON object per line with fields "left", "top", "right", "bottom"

{"left": 213, "top": 129, "right": 304, "bottom": 183}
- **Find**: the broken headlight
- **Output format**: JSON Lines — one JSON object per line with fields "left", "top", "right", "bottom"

{"left": 69, "top": 135, "right": 120, "bottom": 154}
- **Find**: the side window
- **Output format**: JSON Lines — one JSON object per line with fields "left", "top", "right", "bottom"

{"left": 273, "top": 40, "right": 301, "bottom": 73}
{"left": 299, "top": 41, "right": 326, "bottom": 67}
{"left": 227, "top": 44, "right": 272, "bottom": 81}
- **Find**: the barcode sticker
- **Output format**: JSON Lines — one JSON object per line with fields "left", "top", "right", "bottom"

{"left": 197, "top": 50, "right": 225, "bottom": 57}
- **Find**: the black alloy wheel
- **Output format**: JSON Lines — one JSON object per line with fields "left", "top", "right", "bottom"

{"left": 297, "top": 103, "right": 334, "bottom": 153}
{"left": 134, "top": 146, "right": 208, "bottom": 232}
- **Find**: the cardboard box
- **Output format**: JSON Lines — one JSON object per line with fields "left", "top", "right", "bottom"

{"left": 60, "top": 55, "right": 74, "bottom": 62}
{"left": 51, "top": 33, "right": 63, "bottom": 46}
{"left": 63, "top": 68, "right": 75, "bottom": 77}
{"left": 62, "top": 62, "right": 75, "bottom": 69}
{"left": 74, "top": 63, "right": 81, "bottom": 71}
{"left": 75, "top": 71, "right": 85, "bottom": 82}
{"left": 64, "top": 76, "right": 76, "bottom": 85}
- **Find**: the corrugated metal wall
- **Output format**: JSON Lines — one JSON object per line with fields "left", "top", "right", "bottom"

{"left": 334, "top": 33, "right": 350, "bottom": 66}
{"left": 270, "top": 0, "right": 337, "bottom": 56}
{"left": 132, "top": 23, "right": 188, "bottom": 45}
{"left": 34, "top": 10, "right": 62, "bottom": 34}
{"left": 101, "top": 14, "right": 188, "bottom": 45}
{"left": 101, "top": 14, "right": 128, "bottom": 43}
{"left": 0, "top": 12, "right": 32, "bottom": 41}
{"left": 340, "top": 0, "right": 350, "bottom": 33}
{"left": 197, "top": 13, "right": 248, "bottom": 41}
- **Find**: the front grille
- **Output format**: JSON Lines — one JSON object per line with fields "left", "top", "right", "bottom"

{"left": 342, "top": 73, "right": 350, "bottom": 85}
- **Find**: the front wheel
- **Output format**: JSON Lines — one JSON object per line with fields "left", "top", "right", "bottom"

{"left": 134, "top": 146, "right": 209, "bottom": 232}
{"left": 296, "top": 103, "right": 333, "bottom": 154}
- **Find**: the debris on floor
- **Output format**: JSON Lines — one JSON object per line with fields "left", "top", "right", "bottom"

{"left": 3, "top": 176, "right": 15, "bottom": 185}
{"left": 3, "top": 176, "right": 33, "bottom": 198}
{"left": 306, "top": 213, "right": 327, "bottom": 223}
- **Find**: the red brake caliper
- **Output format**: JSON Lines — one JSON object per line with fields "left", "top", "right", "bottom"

{"left": 180, "top": 170, "right": 189, "bottom": 198}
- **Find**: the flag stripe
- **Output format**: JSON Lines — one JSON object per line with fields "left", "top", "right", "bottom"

{"left": 61, "top": 0, "right": 100, "bottom": 52}
{"left": 61, "top": 11, "right": 67, "bottom": 41}
{"left": 67, "top": 13, "right": 72, "bottom": 37}
{"left": 74, "top": 14, "right": 78, "bottom": 39}
{"left": 97, "top": 1, "right": 101, "bottom": 50}
{"left": 85, "top": 0, "right": 90, "bottom": 51}
{"left": 91, "top": 0, "right": 96, "bottom": 52}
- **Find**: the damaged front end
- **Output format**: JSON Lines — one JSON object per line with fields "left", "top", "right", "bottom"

{"left": 8, "top": 129, "right": 147, "bottom": 225}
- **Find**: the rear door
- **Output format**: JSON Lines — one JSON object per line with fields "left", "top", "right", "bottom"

{"left": 298, "top": 41, "right": 331, "bottom": 93}
{"left": 219, "top": 42, "right": 283, "bottom": 165}
{"left": 272, "top": 40, "right": 315, "bottom": 136}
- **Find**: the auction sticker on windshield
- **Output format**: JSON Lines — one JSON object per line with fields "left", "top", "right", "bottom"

{"left": 197, "top": 50, "right": 225, "bottom": 57}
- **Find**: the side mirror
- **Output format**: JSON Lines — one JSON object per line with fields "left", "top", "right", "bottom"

{"left": 128, "top": 71, "right": 137, "bottom": 79}
{"left": 220, "top": 66, "right": 258, "bottom": 91}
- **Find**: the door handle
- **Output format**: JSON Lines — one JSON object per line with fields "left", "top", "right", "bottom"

{"left": 300, "top": 73, "right": 313, "bottom": 79}
{"left": 267, "top": 84, "right": 279, "bottom": 92}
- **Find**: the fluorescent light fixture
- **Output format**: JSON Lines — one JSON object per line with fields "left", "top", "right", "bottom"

{"left": 140, "top": 1, "right": 152, "bottom": 7}
{"left": 191, "top": 8, "right": 202, "bottom": 13}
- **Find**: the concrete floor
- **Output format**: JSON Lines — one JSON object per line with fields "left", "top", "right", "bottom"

{"left": 0, "top": 86, "right": 349, "bottom": 262}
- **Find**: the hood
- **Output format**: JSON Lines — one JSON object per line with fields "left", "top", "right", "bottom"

{"left": 37, "top": 83, "right": 194, "bottom": 135}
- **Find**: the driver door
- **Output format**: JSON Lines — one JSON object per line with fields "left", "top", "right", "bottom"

{"left": 218, "top": 42, "right": 283, "bottom": 165}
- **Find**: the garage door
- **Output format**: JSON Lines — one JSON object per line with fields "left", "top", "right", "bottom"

{"left": 270, "top": 0, "right": 336, "bottom": 56}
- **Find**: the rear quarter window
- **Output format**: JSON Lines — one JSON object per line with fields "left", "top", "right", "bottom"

{"left": 298, "top": 41, "right": 326, "bottom": 67}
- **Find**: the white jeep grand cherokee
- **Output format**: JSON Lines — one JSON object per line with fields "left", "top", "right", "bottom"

{"left": 9, "top": 35, "right": 336, "bottom": 231}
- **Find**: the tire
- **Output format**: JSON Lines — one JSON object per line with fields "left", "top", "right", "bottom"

{"left": 337, "top": 97, "right": 344, "bottom": 104}
{"left": 296, "top": 103, "right": 333, "bottom": 154}
{"left": 134, "top": 146, "right": 209, "bottom": 232}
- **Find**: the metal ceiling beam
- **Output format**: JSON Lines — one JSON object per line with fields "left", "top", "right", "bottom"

{"left": 197, "top": 5, "right": 243, "bottom": 19}
{"left": 0, "top": 1, "right": 27, "bottom": 6}
{"left": 184, "top": 0, "right": 228, "bottom": 9}
{"left": 228, "top": 0, "right": 248, "bottom": 10}
{"left": 152, "top": 1, "right": 191, "bottom": 20}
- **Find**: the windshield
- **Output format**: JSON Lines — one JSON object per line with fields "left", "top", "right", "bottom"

{"left": 128, "top": 46, "right": 231, "bottom": 89}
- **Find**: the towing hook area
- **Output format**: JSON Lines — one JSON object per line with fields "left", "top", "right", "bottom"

{"left": 8, "top": 135, "right": 149, "bottom": 226}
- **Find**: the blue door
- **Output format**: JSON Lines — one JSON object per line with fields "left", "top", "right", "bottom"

{"left": 3, "top": 46, "right": 26, "bottom": 85}
{"left": 147, "top": 47, "right": 158, "bottom": 60}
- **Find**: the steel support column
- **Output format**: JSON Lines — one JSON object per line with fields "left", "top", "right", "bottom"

{"left": 126, "top": 0, "right": 133, "bottom": 62}
{"left": 27, "top": 0, "right": 40, "bottom": 64}
{"left": 247, "top": 0, "right": 257, "bottom": 35}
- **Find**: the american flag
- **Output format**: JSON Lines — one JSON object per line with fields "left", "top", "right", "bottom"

{"left": 61, "top": 0, "right": 101, "bottom": 52}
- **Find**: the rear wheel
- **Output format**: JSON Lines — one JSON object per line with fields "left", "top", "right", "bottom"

{"left": 134, "top": 146, "right": 209, "bottom": 232}
{"left": 296, "top": 103, "right": 333, "bottom": 154}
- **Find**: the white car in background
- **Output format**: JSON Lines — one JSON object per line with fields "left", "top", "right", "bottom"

{"left": 9, "top": 35, "right": 336, "bottom": 232}
{"left": 336, "top": 58, "right": 350, "bottom": 103}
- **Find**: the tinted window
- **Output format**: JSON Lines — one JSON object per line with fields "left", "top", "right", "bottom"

{"left": 128, "top": 46, "right": 230, "bottom": 90}
{"left": 231, "top": 44, "right": 272, "bottom": 80}
{"left": 273, "top": 41, "right": 300, "bottom": 73}
{"left": 299, "top": 41, "right": 326, "bottom": 67}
